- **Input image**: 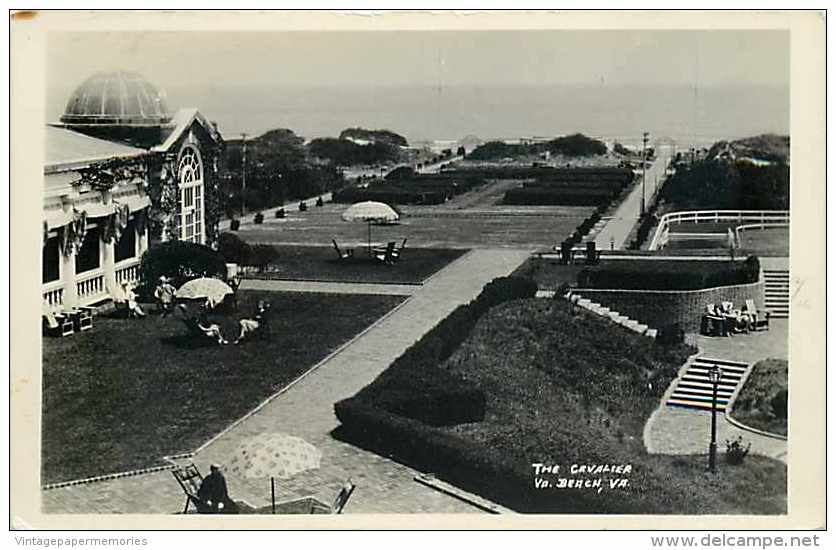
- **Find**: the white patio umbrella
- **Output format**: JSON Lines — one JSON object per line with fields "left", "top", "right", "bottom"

{"left": 226, "top": 433, "right": 322, "bottom": 513}
{"left": 176, "top": 277, "right": 233, "bottom": 309}
{"left": 341, "top": 201, "right": 400, "bottom": 251}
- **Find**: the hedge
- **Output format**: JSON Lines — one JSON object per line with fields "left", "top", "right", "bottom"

{"left": 577, "top": 256, "right": 761, "bottom": 291}
{"left": 334, "top": 399, "right": 618, "bottom": 513}
{"left": 333, "top": 187, "right": 446, "bottom": 205}
{"left": 503, "top": 187, "right": 615, "bottom": 206}
{"left": 347, "top": 276, "right": 537, "bottom": 427}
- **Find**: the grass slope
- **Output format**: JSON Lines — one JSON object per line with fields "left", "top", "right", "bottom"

{"left": 41, "top": 290, "right": 404, "bottom": 484}
{"left": 730, "top": 358, "right": 788, "bottom": 436}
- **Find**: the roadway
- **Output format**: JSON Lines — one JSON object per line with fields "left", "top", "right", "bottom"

{"left": 594, "top": 145, "right": 673, "bottom": 251}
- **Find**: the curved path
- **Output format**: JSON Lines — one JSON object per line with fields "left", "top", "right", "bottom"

{"left": 41, "top": 249, "right": 531, "bottom": 516}
{"left": 644, "top": 319, "right": 788, "bottom": 463}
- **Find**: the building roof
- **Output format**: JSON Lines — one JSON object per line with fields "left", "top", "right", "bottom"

{"left": 45, "top": 126, "right": 147, "bottom": 173}
{"left": 153, "top": 108, "right": 223, "bottom": 153}
{"left": 60, "top": 71, "right": 171, "bottom": 126}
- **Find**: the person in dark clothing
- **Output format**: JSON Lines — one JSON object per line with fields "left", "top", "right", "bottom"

{"left": 197, "top": 464, "right": 239, "bottom": 514}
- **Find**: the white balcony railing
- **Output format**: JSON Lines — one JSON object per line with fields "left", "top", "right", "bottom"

{"left": 42, "top": 280, "right": 64, "bottom": 308}
{"left": 115, "top": 257, "right": 141, "bottom": 287}
{"left": 76, "top": 269, "right": 107, "bottom": 306}
{"left": 649, "top": 210, "right": 790, "bottom": 250}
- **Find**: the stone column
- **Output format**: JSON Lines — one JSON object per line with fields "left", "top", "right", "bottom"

{"left": 60, "top": 233, "right": 78, "bottom": 309}
{"left": 102, "top": 237, "right": 116, "bottom": 294}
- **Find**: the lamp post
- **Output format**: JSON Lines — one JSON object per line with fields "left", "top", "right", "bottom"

{"left": 640, "top": 131, "right": 650, "bottom": 217}
{"left": 708, "top": 365, "right": 723, "bottom": 473}
{"left": 241, "top": 133, "right": 248, "bottom": 217}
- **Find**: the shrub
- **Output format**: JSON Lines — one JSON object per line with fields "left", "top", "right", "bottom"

{"left": 275, "top": 208, "right": 285, "bottom": 218}
{"left": 771, "top": 389, "right": 788, "bottom": 419}
{"left": 217, "top": 232, "right": 252, "bottom": 265}
{"left": 137, "top": 241, "right": 227, "bottom": 299}
{"left": 725, "top": 436, "right": 751, "bottom": 465}
{"left": 249, "top": 244, "right": 280, "bottom": 271}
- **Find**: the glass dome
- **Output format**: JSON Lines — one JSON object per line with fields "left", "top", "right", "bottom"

{"left": 60, "top": 71, "right": 171, "bottom": 126}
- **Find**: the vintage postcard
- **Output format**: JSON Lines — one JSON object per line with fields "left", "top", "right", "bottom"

{"left": 9, "top": 10, "right": 826, "bottom": 530}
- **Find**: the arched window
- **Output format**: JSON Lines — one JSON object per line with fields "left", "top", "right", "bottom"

{"left": 178, "top": 146, "right": 204, "bottom": 244}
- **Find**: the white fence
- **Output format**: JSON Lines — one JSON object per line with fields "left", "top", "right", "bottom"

{"left": 649, "top": 210, "right": 790, "bottom": 250}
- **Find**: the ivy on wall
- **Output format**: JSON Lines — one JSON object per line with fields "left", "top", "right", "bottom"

{"left": 71, "top": 157, "right": 148, "bottom": 193}
{"left": 67, "top": 122, "right": 226, "bottom": 248}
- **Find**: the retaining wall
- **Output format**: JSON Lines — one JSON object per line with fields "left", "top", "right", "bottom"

{"left": 574, "top": 277, "right": 765, "bottom": 332}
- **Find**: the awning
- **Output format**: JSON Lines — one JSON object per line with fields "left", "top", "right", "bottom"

{"left": 45, "top": 210, "right": 73, "bottom": 230}
{"left": 43, "top": 195, "right": 152, "bottom": 228}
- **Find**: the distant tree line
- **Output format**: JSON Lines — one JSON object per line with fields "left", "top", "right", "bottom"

{"left": 221, "top": 128, "right": 344, "bottom": 218}
{"left": 467, "top": 133, "right": 608, "bottom": 160}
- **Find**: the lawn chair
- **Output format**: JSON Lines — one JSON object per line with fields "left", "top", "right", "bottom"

{"left": 225, "top": 263, "right": 242, "bottom": 292}
{"left": 172, "top": 463, "right": 206, "bottom": 514}
{"left": 373, "top": 241, "right": 396, "bottom": 265}
{"left": 744, "top": 299, "right": 770, "bottom": 331}
{"left": 307, "top": 480, "right": 356, "bottom": 514}
{"left": 391, "top": 238, "right": 407, "bottom": 262}
{"left": 701, "top": 304, "right": 728, "bottom": 337}
{"left": 42, "top": 302, "right": 74, "bottom": 337}
{"left": 332, "top": 239, "right": 354, "bottom": 261}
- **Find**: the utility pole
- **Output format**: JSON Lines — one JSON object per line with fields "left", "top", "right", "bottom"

{"left": 241, "top": 133, "right": 248, "bottom": 217}
{"left": 641, "top": 131, "right": 650, "bottom": 217}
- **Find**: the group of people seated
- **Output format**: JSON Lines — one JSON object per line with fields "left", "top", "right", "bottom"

{"left": 702, "top": 301, "right": 759, "bottom": 336}
{"left": 177, "top": 299, "right": 271, "bottom": 346}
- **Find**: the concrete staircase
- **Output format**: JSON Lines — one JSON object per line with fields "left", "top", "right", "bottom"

{"left": 763, "top": 269, "right": 789, "bottom": 319}
{"left": 536, "top": 290, "right": 656, "bottom": 338}
{"left": 666, "top": 357, "right": 749, "bottom": 411}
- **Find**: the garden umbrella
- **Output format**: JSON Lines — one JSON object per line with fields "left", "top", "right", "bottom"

{"left": 226, "top": 433, "right": 323, "bottom": 513}
{"left": 176, "top": 277, "right": 233, "bottom": 309}
{"left": 341, "top": 201, "right": 399, "bottom": 252}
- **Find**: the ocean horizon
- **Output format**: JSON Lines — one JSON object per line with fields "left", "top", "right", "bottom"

{"left": 46, "top": 83, "right": 789, "bottom": 148}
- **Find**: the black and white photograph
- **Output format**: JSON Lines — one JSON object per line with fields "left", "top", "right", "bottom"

{"left": 9, "top": 9, "right": 826, "bottom": 530}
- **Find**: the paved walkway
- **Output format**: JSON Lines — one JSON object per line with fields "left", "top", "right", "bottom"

{"left": 240, "top": 279, "right": 418, "bottom": 296}
{"left": 644, "top": 320, "right": 788, "bottom": 463}
{"left": 594, "top": 146, "right": 672, "bottom": 250}
{"left": 42, "top": 249, "right": 532, "bottom": 514}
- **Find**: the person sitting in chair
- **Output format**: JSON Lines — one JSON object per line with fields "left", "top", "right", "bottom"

{"left": 197, "top": 464, "right": 239, "bottom": 514}
{"left": 177, "top": 304, "right": 228, "bottom": 345}
{"left": 719, "top": 301, "right": 748, "bottom": 333}
{"left": 234, "top": 300, "right": 271, "bottom": 344}
{"left": 121, "top": 282, "right": 146, "bottom": 318}
{"left": 154, "top": 276, "right": 177, "bottom": 317}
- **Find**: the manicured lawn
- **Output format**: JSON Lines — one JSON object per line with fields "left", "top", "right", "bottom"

{"left": 246, "top": 245, "right": 467, "bottom": 284}
{"left": 41, "top": 290, "right": 404, "bottom": 484}
{"left": 233, "top": 203, "right": 592, "bottom": 249}
{"left": 440, "top": 300, "right": 786, "bottom": 513}
{"left": 729, "top": 358, "right": 788, "bottom": 436}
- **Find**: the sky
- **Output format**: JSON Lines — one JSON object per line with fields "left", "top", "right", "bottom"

{"left": 48, "top": 30, "right": 788, "bottom": 90}
{"left": 46, "top": 30, "right": 790, "bottom": 141}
